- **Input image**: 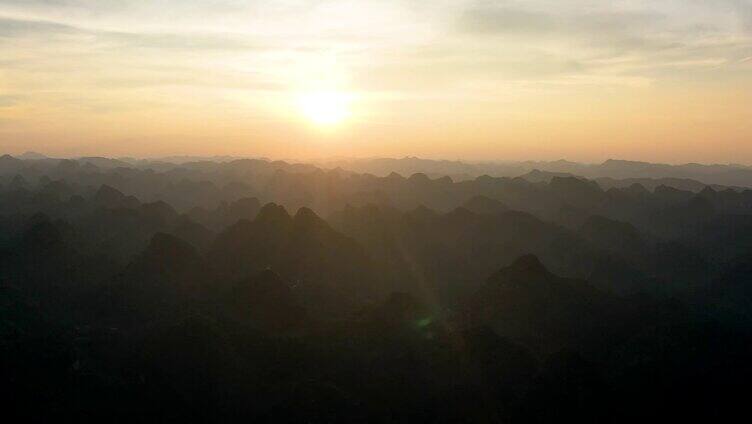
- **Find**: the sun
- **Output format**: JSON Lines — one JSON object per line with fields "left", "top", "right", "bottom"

{"left": 297, "top": 91, "right": 351, "bottom": 126}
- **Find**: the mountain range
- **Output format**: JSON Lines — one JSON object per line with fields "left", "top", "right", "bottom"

{"left": 2, "top": 153, "right": 752, "bottom": 422}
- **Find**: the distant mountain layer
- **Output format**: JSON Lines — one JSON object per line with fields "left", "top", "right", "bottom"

{"left": 18, "top": 151, "right": 49, "bottom": 160}
{"left": 4, "top": 153, "right": 752, "bottom": 189}
{"left": 319, "top": 157, "right": 752, "bottom": 188}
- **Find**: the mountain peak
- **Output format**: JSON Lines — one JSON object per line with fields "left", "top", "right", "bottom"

{"left": 256, "top": 202, "right": 291, "bottom": 224}
{"left": 386, "top": 171, "right": 404, "bottom": 180}
{"left": 408, "top": 173, "right": 430, "bottom": 182}
{"left": 550, "top": 176, "right": 601, "bottom": 191}
{"left": 602, "top": 158, "right": 648, "bottom": 166}
{"left": 19, "top": 151, "right": 48, "bottom": 160}
{"left": 446, "top": 206, "right": 475, "bottom": 221}
{"left": 94, "top": 184, "right": 126, "bottom": 203}
{"left": 436, "top": 175, "right": 453, "bottom": 184}
{"left": 475, "top": 174, "right": 495, "bottom": 183}
{"left": 294, "top": 206, "right": 326, "bottom": 228}
{"left": 294, "top": 206, "right": 317, "bottom": 219}
{"left": 407, "top": 204, "right": 438, "bottom": 221}
{"left": 626, "top": 183, "right": 649, "bottom": 195}
{"left": 486, "top": 254, "right": 552, "bottom": 285}
{"left": 507, "top": 254, "right": 548, "bottom": 275}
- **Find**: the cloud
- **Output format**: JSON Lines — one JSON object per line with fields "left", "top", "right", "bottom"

{"left": 0, "top": 95, "right": 20, "bottom": 107}
{"left": 0, "top": 0, "right": 239, "bottom": 13}
{"left": 451, "top": 1, "right": 752, "bottom": 85}
{"left": 352, "top": 46, "right": 589, "bottom": 92}
{"left": 103, "top": 31, "right": 264, "bottom": 52}
{"left": 457, "top": 5, "right": 668, "bottom": 49}
{"left": 740, "top": 1, "right": 752, "bottom": 31}
{"left": 0, "top": 13, "right": 278, "bottom": 113}
{"left": 0, "top": 16, "right": 265, "bottom": 51}
{"left": 0, "top": 16, "right": 78, "bottom": 37}
{"left": 458, "top": 7, "right": 559, "bottom": 35}
{"left": 91, "top": 69, "right": 284, "bottom": 91}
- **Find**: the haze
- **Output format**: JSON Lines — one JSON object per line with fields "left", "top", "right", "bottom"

{"left": 1, "top": 0, "right": 751, "bottom": 162}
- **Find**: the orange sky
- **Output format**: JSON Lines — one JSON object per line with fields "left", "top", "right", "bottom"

{"left": 1, "top": 1, "right": 751, "bottom": 163}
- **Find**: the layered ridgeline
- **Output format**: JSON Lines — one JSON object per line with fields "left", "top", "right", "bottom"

{"left": 2, "top": 157, "right": 751, "bottom": 314}
{"left": 2, "top": 154, "right": 752, "bottom": 421}
{"left": 3, "top": 154, "right": 752, "bottom": 221}
{"left": 319, "top": 156, "right": 752, "bottom": 187}
{"left": 2, "top": 159, "right": 750, "bottom": 314}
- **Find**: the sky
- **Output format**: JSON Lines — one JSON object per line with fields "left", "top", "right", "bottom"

{"left": 0, "top": 0, "right": 751, "bottom": 163}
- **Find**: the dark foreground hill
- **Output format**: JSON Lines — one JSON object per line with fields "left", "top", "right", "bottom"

{"left": 4, "top": 248, "right": 749, "bottom": 422}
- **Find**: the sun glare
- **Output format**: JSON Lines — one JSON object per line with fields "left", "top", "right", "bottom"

{"left": 297, "top": 91, "right": 351, "bottom": 126}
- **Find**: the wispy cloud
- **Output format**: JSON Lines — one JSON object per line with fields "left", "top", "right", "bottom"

{"left": 0, "top": 16, "right": 77, "bottom": 37}
{"left": 451, "top": 1, "right": 752, "bottom": 86}
{"left": 0, "top": 95, "right": 21, "bottom": 107}
{"left": 0, "top": 16, "right": 266, "bottom": 51}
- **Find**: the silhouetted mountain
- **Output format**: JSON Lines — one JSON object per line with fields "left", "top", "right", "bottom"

{"left": 706, "top": 255, "right": 752, "bottom": 320}
{"left": 9, "top": 174, "right": 27, "bottom": 190}
{"left": 135, "top": 314, "right": 245, "bottom": 420}
{"left": 101, "top": 233, "right": 212, "bottom": 326}
{"left": 167, "top": 217, "right": 215, "bottom": 252}
{"left": 221, "top": 269, "right": 305, "bottom": 332}
{"left": 0, "top": 155, "right": 23, "bottom": 174}
{"left": 323, "top": 156, "right": 752, "bottom": 188}
{"left": 360, "top": 292, "right": 431, "bottom": 330}
{"left": 209, "top": 203, "right": 378, "bottom": 316}
{"left": 93, "top": 184, "right": 140, "bottom": 209}
{"left": 78, "top": 157, "right": 130, "bottom": 169}
{"left": 596, "top": 176, "right": 731, "bottom": 192}
{"left": 517, "top": 351, "right": 611, "bottom": 423}
{"left": 465, "top": 255, "right": 619, "bottom": 353}
{"left": 549, "top": 176, "right": 605, "bottom": 210}
{"left": 461, "top": 195, "right": 509, "bottom": 214}
{"left": 578, "top": 215, "right": 646, "bottom": 254}
{"left": 521, "top": 169, "right": 579, "bottom": 183}
{"left": 18, "top": 151, "right": 49, "bottom": 160}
